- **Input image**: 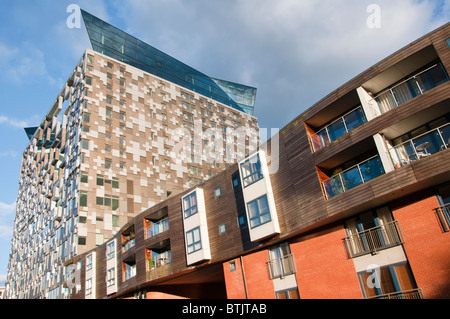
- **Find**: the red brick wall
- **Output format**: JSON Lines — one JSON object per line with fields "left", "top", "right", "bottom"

{"left": 223, "top": 258, "right": 247, "bottom": 299}
{"left": 391, "top": 190, "right": 450, "bottom": 299}
{"left": 290, "top": 224, "right": 363, "bottom": 299}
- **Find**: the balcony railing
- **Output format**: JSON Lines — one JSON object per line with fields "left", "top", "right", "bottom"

{"left": 435, "top": 203, "right": 450, "bottom": 232}
{"left": 267, "top": 254, "right": 296, "bottom": 279}
{"left": 124, "top": 264, "right": 136, "bottom": 280}
{"left": 310, "top": 106, "right": 367, "bottom": 152}
{"left": 390, "top": 122, "right": 450, "bottom": 168}
{"left": 343, "top": 220, "right": 404, "bottom": 258}
{"left": 148, "top": 251, "right": 172, "bottom": 270}
{"left": 367, "top": 288, "right": 425, "bottom": 299}
{"left": 148, "top": 218, "right": 169, "bottom": 238}
{"left": 322, "top": 155, "right": 385, "bottom": 199}
{"left": 368, "top": 63, "right": 449, "bottom": 117}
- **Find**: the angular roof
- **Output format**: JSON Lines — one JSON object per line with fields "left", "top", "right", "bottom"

{"left": 80, "top": 10, "right": 257, "bottom": 115}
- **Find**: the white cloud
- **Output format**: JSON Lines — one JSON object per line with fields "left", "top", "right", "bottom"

{"left": 114, "top": 0, "right": 449, "bottom": 129}
{"left": 0, "top": 114, "right": 40, "bottom": 129}
{"left": 0, "top": 151, "right": 18, "bottom": 158}
{"left": 0, "top": 202, "right": 15, "bottom": 217}
{"left": 0, "top": 202, "right": 15, "bottom": 239}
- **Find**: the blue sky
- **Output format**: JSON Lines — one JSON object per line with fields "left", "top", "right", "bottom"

{"left": 0, "top": 0, "right": 448, "bottom": 287}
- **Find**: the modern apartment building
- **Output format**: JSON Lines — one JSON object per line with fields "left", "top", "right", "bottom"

{"left": 4, "top": 11, "right": 259, "bottom": 299}
{"left": 50, "top": 22, "right": 449, "bottom": 300}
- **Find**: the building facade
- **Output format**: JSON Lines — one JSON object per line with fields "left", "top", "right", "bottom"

{"left": 55, "top": 22, "right": 449, "bottom": 300}
{"left": 5, "top": 12, "right": 259, "bottom": 299}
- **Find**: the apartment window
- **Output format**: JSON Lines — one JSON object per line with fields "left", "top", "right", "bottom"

{"left": 240, "top": 154, "right": 263, "bottom": 187}
{"left": 82, "top": 112, "right": 90, "bottom": 123}
{"left": 186, "top": 227, "right": 202, "bottom": 254}
{"left": 107, "top": 62, "right": 113, "bottom": 69}
{"left": 105, "top": 144, "right": 112, "bottom": 152}
{"left": 215, "top": 187, "right": 221, "bottom": 198}
{"left": 82, "top": 125, "right": 90, "bottom": 133}
{"left": 106, "top": 95, "right": 112, "bottom": 104}
{"left": 276, "top": 288, "right": 300, "bottom": 299}
{"left": 358, "top": 262, "right": 420, "bottom": 299}
{"left": 107, "top": 268, "right": 116, "bottom": 287}
{"left": 182, "top": 192, "right": 198, "bottom": 218}
{"left": 105, "top": 158, "right": 112, "bottom": 169}
{"left": 238, "top": 215, "right": 246, "bottom": 228}
{"left": 112, "top": 215, "right": 120, "bottom": 227}
{"left": 85, "top": 76, "right": 92, "bottom": 86}
{"left": 106, "top": 241, "right": 115, "bottom": 260}
{"left": 232, "top": 177, "right": 240, "bottom": 188}
{"left": 112, "top": 178, "right": 119, "bottom": 189}
{"left": 219, "top": 223, "right": 227, "bottom": 235}
{"left": 247, "top": 195, "right": 271, "bottom": 229}
{"left": 106, "top": 106, "right": 112, "bottom": 117}
{"left": 81, "top": 139, "right": 89, "bottom": 150}
{"left": 229, "top": 261, "right": 236, "bottom": 272}
{"left": 119, "top": 111, "right": 126, "bottom": 121}
{"left": 79, "top": 216, "right": 87, "bottom": 224}
{"left": 86, "top": 54, "right": 94, "bottom": 64}
{"left": 96, "top": 175, "right": 104, "bottom": 186}
{"left": 105, "top": 131, "right": 112, "bottom": 139}
{"left": 78, "top": 237, "right": 86, "bottom": 245}
{"left": 80, "top": 172, "right": 88, "bottom": 183}
{"left": 79, "top": 191, "right": 87, "bottom": 207}
{"left": 86, "top": 254, "right": 93, "bottom": 271}
{"left": 86, "top": 278, "right": 92, "bottom": 296}
{"left": 268, "top": 243, "right": 296, "bottom": 279}
{"left": 447, "top": 38, "right": 450, "bottom": 48}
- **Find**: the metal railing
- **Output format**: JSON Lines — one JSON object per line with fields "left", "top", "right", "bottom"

{"left": 267, "top": 254, "right": 296, "bottom": 279}
{"left": 391, "top": 122, "right": 450, "bottom": 168}
{"left": 147, "top": 218, "right": 169, "bottom": 238}
{"left": 343, "top": 220, "right": 404, "bottom": 258}
{"left": 368, "top": 63, "right": 449, "bottom": 118}
{"left": 322, "top": 155, "right": 385, "bottom": 199}
{"left": 367, "top": 288, "right": 425, "bottom": 299}
{"left": 435, "top": 203, "right": 450, "bottom": 232}
{"left": 310, "top": 106, "right": 367, "bottom": 152}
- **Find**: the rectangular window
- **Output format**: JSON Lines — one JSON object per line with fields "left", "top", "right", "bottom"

{"left": 276, "top": 288, "right": 300, "bottom": 299}
{"left": 105, "top": 158, "right": 112, "bottom": 169}
{"left": 112, "top": 178, "right": 119, "bottom": 189}
{"left": 86, "top": 278, "right": 92, "bottom": 296}
{"left": 247, "top": 195, "right": 271, "bottom": 228}
{"left": 86, "top": 254, "right": 93, "bottom": 271}
{"left": 82, "top": 113, "right": 90, "bottom": 123}
{"left": 182, "top": 192, "right": 198, "bottom": 218}
{"left": 107, "top": 268, "right": 116, "bottom": 287}
{"left": 79, "top": 191, "right": 88, "bottom": 207}
{"left": 186, "top": 227, "right": 202, "bottom": 254}
{"left": 215, "top": 187, "right": 221, "bottom": 198}
{"left": 240, "top": 154, "right": 263, "bottom": 187}
{"left": 80, "top": 172, "right": 88, "bottom": 183}
{"left": 219, "top": 223, "right": 226, "bottom": 235}
{"left": 96, "top": 175, "right": 104, "bottom": 186}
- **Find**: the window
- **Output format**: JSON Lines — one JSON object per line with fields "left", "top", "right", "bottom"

{"left": 186, "top": 227, "right": 202, "bottom": 254}
{"left": 238, "top": 215, "right": 246, "bottom": 228}
{"left": 107, "top": 268, "right": 116, "bottom": 287}
{"left": 85, "top": 76, "right": 92, "bottom": 86}
{"left": 105, "top": 158, "right": 112, "bottom": 169}
{"left": 79, "top": 216, "right": 87, "bottom": 224}
{"left": 86, "top": 254, "right": 93, "bottom": 271}
{"left": 82, "top": 113, "right": 90, "bottom": 123}
{"left": 78, "top": 237, "right": 86, "bottom": 245}
{"left": 447, "top": 38, "right": 450, "bottom": 48}
{"left": 86, "top": 278, "right": 92, "bottom": 296}
{"left": 106, "top": 95, "right": 113, "bottom": 104}
{"left": 80, "top": 172, "right": 88, "bottom": 183}
{"left": 219, "top": 223, "right": 226, "bottom": 235}
{"left": 229, "top": 261, "right": 236, "bottom": 272}
{"left": 276, "top": 288, "right": 300, "bottom": 299}
{"left": 183, "top": 192, "right": 198, "bottom": 218}
{"left": 240, "top": 154, "right": 263, "bottom": 187}
{"left": 112, "top": 215, "right": 120, "bottom": 227}
{"left": 247, "top": 195, "right": 271, "bottom": 228}
{"left": 358, "top": 263, "right": 419, "bottom": 299}
{"left": 232, "top": 177, "right": 240, "bottom": 188}
{"left": 87, "top": 54, "right": 94, "bottom": 64}
{"left": 79, "top": 191, "right": 87, "bottom": 207}
{"left": 215, "top": 187, "right": 221, "bottom": 198}
{"left": 96, "top": 175, "right": 104, "bottom": 186}
{"left": 112, "top": 178, "right": 119, "bottom": 189}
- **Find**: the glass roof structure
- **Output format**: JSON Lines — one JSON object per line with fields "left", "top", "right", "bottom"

{"left": 80, "top": 10, "right": 257, "bottom": 115}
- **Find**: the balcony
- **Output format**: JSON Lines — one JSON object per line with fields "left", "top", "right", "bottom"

{"left": 148, "top": 250, "right": 172, "bottom": 270}
{"left": 368, "top": 63, "right": 449, "bottom": 117}
{"left": 310, "top": 106, "right": 367, "bottom": 152}
{"left": 343, "top": 220, "right": 404, "bottom": 258}
{"left": 322, "top": 155, "right": 385, "bottom": 199}
{"left": 390, "top": 122, "right": 450, "bottom": 168}
{"left": 435, "top": 203, "right": 450, "bottom": 232}
{"left": 147, "top": 217, "right": 169, "bottom": 238}
{"left": 266, "top": 254, "right": 296, "bottom": 280}
{"left": 367, "top": 288, "right": 425, "bottom": 299}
